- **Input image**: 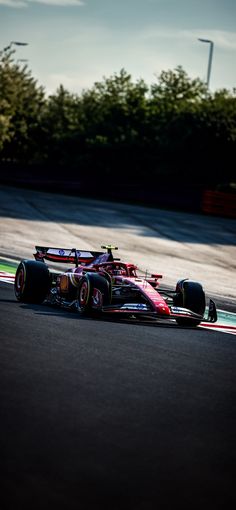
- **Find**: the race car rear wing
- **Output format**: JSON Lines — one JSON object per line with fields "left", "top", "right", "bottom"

{"left": 34, "top": 246, "right": 108, "bottom": 265}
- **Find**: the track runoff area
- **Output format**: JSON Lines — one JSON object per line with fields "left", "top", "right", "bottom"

{"left": 1, "top": 260, "right": 236, "bottom": 336}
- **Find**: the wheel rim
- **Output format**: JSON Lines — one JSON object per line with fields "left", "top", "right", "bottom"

{"left": 91, "top": 288, "right": 103, "bottom": 308}
{"left": 79, "top": 281, "right": 89, "bottom": 306}
{"left": 15, "top": 267, "right": 25, "bottom": 295}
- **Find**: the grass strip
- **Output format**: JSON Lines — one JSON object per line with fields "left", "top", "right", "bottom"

{"left": 0, "top": 262, "right": 17, "bottom": 274}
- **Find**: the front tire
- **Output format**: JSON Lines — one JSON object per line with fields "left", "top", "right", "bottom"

{"left": 15, "top": 260, "right": 50, "bottom": 304}
{"left": 174, "top": 279, "right": 206, "bottom": 327}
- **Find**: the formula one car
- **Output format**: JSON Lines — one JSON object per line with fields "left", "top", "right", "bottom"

{"left": 14, "top": 245, "right": 217, "bottom": 327}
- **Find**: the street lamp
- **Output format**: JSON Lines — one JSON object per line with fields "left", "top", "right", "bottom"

{"left": 198, "top": 38, "right": 214, "bottom": 88}
{"left": 3, "top": 41, "right": 28, "bottom": 51}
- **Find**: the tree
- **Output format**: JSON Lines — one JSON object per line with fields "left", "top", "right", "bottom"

{"left": 0, "top": 47, "right": 45, "bottom": 163}
{"left": 150, "top": 66, "right": 207, "bottom": 112}
{"left": 80, "top": 69, "right": 148, "bottom": 145}
{"left": 40, "top": 85, "right": 84, "bottom": 168}
{"left": 146, "top": 67, "right": 210, "bottom": 182}
{"left": 78, "top": 69, "right": 149, "bottom": 179}
{"left": 192, "top": 88, "right": 236, "bottom": 186}
{"left": 0, "top": 53, "right": 235, "bottom": 192}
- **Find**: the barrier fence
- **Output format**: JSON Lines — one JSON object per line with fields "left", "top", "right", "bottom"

{"left": 202, "top": 190, "right": 236, "bottom": 218}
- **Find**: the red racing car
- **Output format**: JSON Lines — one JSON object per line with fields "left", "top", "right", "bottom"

{"left": 14, "top": 245, "right": 217, "bottom": 327}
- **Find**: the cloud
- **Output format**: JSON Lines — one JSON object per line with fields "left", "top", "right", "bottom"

{"left": 32, "top": 0, "right": 84, "bottom": 5}
{"left": 0, "top": 0, "right": 84, "bottom": 7}
{"left": 140, "top": 26, "right": 236, "bottom": 52}
{"left": 176, "top": 28, "right": 236, "bottom": 51}
{"left": 0, "top": 0, "right": 27, "bottom": 6}
{"left": 196, "top": 30, "right": 236, "bottom": 51}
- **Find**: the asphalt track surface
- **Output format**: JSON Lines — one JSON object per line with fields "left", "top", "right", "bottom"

{"left": 1, "top": 185, "right": 236, "bottom": 299}
{"left": 1, "top": 282, "right": 236, "bottom": 510}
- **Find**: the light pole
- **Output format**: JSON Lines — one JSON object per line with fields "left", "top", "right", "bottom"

{"left": 198, "top": 38, "right": 214, "bottom": 88}
{"left": 3, "top": 41, "right": 28, "bottom": 52}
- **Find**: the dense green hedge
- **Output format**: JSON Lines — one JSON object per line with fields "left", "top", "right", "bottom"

{"left": 1, "top": 48, "right": 236, "bottom": 190}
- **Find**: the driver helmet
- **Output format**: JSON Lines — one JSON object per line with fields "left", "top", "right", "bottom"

{"left": 113, "top": 266, "right": 126, "bottom": 276}
{"left": 102, "top": 264, "right": 126, "bottom": 276}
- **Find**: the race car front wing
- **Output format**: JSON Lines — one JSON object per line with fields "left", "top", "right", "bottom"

{"left": 97, "top": 298, "right": 217, "bottom": 324}
{"left": 169, "top": 299, "right": 217, "bottom": 323}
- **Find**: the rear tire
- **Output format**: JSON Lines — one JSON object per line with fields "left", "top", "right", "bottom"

{"left": 174, "top": 279, "right": 206, "bottom": 327}
{"left": 15, "top": 260, "right": 50, "bottom": 304}
{"left": 78, "top": 273, "right": 111, "bottom": 314}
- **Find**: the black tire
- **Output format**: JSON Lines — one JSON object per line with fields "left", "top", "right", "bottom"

{"left": 78, "top": 273, "right": 111, "bottom": 313}
{"left": 15, "top": 260, "right": 50, "bottom": 304}
{"left": 174, "top": 279, "right": 206, "bottom": 327}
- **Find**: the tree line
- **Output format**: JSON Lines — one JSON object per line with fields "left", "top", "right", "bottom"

{"left": 0, "top": 48, "right": 236, "bottom": 194}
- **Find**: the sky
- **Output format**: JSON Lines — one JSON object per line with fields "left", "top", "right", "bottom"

{"left": 0, "top": 0, "right": 236, "bottom": 95}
